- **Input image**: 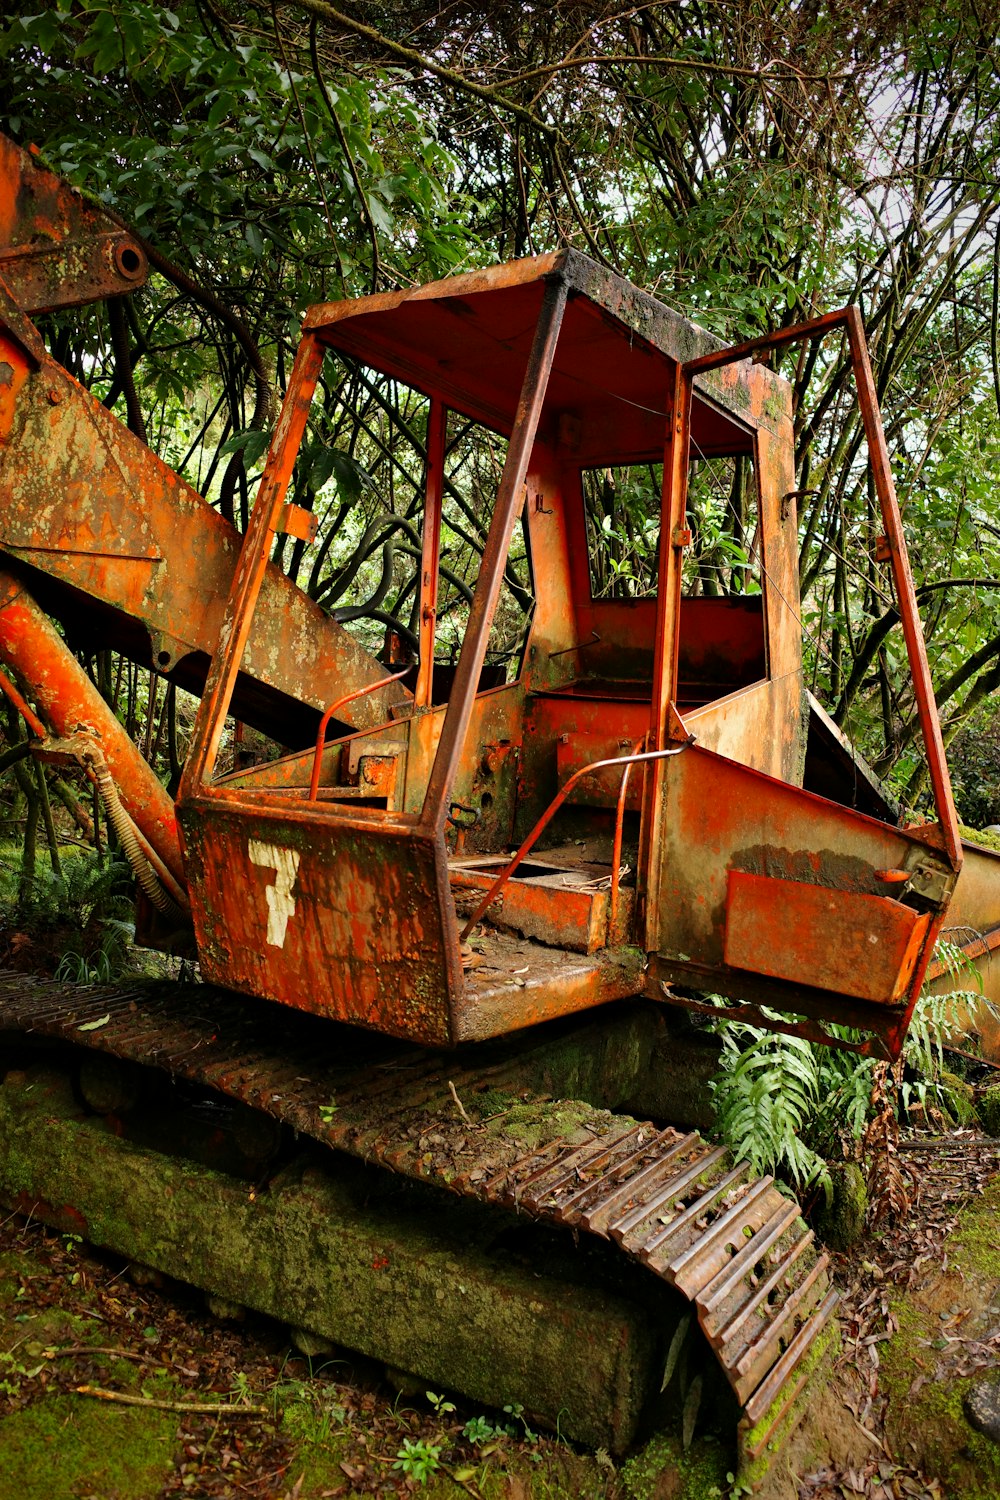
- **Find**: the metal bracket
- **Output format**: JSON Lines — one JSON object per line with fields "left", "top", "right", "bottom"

{"left": 908, "top": 862, "right": 957, "bottom": 905}
{"left": 278, "top": 503, "right": 318, "bottom": 543}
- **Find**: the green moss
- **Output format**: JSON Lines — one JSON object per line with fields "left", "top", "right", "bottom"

{"left": 738, "top": 1319, "right": 839, "bottom": 1493}
{"left": 485, "top": 1098, "right": 599, "bottom": 1151}
{"left": 279, "top": 1398, "right": 354, "bottom": 1496}
{"left": 814, "top": 1162, "right": 867, "bottom": 1251}
{"left": 0, "top": 1393, "right": 176, "bottom": 1500}
{"left": 938, "top": 1070, "right": 979, "bottom": 1127}
{"left": 880, "top": 1320, "right": 1000, "bottom": 1500}
{"left": 949, "top": 1175, "right": 1000, "bottom": 1277}
{"left": 468, "top": 1088, "right": 521, "bottom": 1121}
{"left": 621, "top": 1431, "right": 730, "bottom": 1500}
{"left": 959, "top": 823, "right": 1000, "bottom": 853}
{"left": 878, "top": 1177, "right": 1000, "bottom": 1497}
{"left": 978, "top": 1084, "right": 1000, "bottom": 1137}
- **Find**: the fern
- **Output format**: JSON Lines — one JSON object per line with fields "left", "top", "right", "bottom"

{"left": 3, "top": 848, "right": 135, "bottom": 979}
{"left": 708, "top": 952, "right": 985, "bottom": 1211}
{"left": 710, "top": 1028, "right": 833, "bottom": 1199}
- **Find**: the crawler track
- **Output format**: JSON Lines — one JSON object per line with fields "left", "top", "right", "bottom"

{"left": 0, "top": 975, "right": 837, "bottom": 1474}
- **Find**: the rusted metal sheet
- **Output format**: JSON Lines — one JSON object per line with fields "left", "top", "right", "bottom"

{"left": 307, "top": 248, "right": 793, "bottom": 461}
{"left": 517, "top": 689, "right": 651, "bottom": 835}
{"left": 450, "top": 854, "right": 633, "bottom": 952}
{"left": 456, "top": 931, "right": 644, "bottom": 1040}
{"left": 924, "top": 838, "right": 1000, "bottom": 1059}
{"left": 179, "top": 796, "right": 458, "bottom": 1046}
{"left": 652, "top": 742, "right": 954, "bottom": 1054}
{"left": 555, "top": 732, "right": 645, "bottom": 811}
{"left": 0, "top": 134, "right": 147, "bottom": 312}
{"left": 685, "top": 676, "right": 806, "bottom": 784}
{"left": 725, "top": 870, "right": 931, "bottom": 1003}
{"left": 179, "top": 782, "right": 646, "bottom": 1045}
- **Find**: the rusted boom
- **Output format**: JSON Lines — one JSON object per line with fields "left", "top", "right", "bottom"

{"left": 0, "top": 568, "right": 184, "bottom": 884}
{"left": 0, "top": 133, "right": 410, "bottom": 748}
{"left": 0, "top": 135, "right": 147, "bottom": 313}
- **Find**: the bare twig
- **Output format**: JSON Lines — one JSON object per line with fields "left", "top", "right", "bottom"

{"left": 75, "top": 1385, "right": 269, "bottom": 1416}
{"left": 448, "top": 1080, "right": 472, "bottom": 1126}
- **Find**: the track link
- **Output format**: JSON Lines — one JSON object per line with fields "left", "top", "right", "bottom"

{"left": 0, "top": 975, "right": 837, "bottom": 1475}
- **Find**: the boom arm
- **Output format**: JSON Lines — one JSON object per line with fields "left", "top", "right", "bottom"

{"left": 0, "top": 132, "right": 411, "bottom": 889}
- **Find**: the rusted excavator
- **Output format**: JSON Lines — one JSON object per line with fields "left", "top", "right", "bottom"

{"left": 1, "top": 134, "right": 998, "bottom": 1485}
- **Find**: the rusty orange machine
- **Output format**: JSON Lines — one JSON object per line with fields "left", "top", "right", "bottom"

{"left": 0, "top": 132, "right": 995, "bottom": 1482}
{"left": 173, "top": 264, "right": 965, "bottom": 1059}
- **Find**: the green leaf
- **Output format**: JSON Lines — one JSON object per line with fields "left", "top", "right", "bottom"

{"left": 218, "top": 429, "right": 271, "bottom": 467}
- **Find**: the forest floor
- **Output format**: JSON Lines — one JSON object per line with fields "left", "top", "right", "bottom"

{"left": 0, "top": 1126, "right": 998, "bottom": 1500}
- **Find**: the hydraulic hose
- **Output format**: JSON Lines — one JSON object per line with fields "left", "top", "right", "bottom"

{"left": 90, "top": 757, "right": 188, "bottom": 924}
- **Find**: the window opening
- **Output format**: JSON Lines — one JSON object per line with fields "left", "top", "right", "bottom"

{"left": 231, "top": 356, "right": 534, "bottom": 781}
{"left": 438, "top": 409, "right": 530, "bottom": 694}
{"left": 583, "top": 463, "right": 661, "bottom": 600}
{"left": 683, "top": 448, "right": 760, "bottom": 597}
{"left": 582, "top": 448, "right": 760, "bottom": 602}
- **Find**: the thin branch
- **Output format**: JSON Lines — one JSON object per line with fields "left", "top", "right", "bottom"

{"left": 282, "top": 0, "right": 560, "bottom": 139}
{"left": 75, "top": 1385, "right": 269, "bottom": 1417}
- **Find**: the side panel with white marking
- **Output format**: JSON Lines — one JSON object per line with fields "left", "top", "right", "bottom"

{"left": 247, "top": 840, "right": 300, "bottom": 948}
{"left": 179, "top": 803, "right": 458, "bottom": 1046}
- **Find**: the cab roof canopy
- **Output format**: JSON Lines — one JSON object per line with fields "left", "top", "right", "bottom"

{"left": 305, "top": 248, "right": 779, "bottom": 468}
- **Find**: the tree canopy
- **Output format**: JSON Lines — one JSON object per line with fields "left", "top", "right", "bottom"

{"left": 3, "top": 0, "right": 1000, "bottom": 815}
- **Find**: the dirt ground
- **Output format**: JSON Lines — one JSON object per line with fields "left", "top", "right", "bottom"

{"left": 0, "top": 1128, "right": 998, "bottom": 1500}
{"left": 0, "top": 1207, "right": 624, "bottom": 1500}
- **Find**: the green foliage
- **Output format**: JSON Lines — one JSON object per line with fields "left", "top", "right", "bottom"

{"left": 948, "top": 701, "right": 1000, "bottom": 830}
{"left": 52, "top": 948, "right": 119, "bottom": 985}
{"left": 0, "top": 0, "right": 467, "bottom": 307}
{"left": 709, "top": 973, "right": 984, "bottom": 1205}
{"left": 503, "top": 1401, "right": 538, "bottom": 1444}
{"left": 462, "top": 1413, "right": 505, "bottom": 1444}
{"left": 392, "top": 1435, "right": 442, "bottom": 1485}
{"left": 0, "top": 847, "right": 134, "bottom": 979}
{"left": 710, "top": 1026, "right": 838, "bottom": 1199}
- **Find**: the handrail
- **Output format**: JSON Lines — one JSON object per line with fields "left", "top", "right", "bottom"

{"left": 307, "top": 668, "right": 410, "bottom": 803}
{"left": 458, "top": 742, "right": 689, "bottom": 943}
{"left": 610, "top": 739, "right": 646, "bottom": 939}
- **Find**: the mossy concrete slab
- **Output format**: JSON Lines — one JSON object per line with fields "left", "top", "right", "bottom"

{"left": 0, "top": 1066, "right": 663, "bottom": 1454}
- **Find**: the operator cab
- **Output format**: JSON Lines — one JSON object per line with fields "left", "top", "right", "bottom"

{"left": 175, "top": 251, "right": 959, "bottom": 1057}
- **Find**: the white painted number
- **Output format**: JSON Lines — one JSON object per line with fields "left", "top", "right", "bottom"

{"left": 248, "top": 839, "right": 300, "bottom": 948}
